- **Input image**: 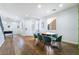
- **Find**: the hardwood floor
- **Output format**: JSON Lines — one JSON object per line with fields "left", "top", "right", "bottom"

{"left": 0, "top": 35, "right": 78, "bottom": 55}
{"left": 0, "top": 36, "right": 15, "bottom": 55}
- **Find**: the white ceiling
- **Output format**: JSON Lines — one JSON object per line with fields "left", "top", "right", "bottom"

{"left": 0, "top": 3, "right": 78, "bottom": 20}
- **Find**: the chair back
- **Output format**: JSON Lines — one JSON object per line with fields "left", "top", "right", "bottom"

{"left": 37, "top": 33, "right": 43, "bottom": 41}
{"left": 56, "top": 35, "right": 62, "bottom": 42}
{"left": 46, "top": 34, "right": 51, "bottom": 36}
{"left": 43, "top": 36, "right": 51, "bottom": 45}
{"left": 33, "top": 34, "right": 37, "bottom": 38}
{"left": 52, "top": 34, "right": 58, "bottom": 38}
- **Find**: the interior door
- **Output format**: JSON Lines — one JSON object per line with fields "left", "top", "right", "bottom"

{"left": 23, "top": 20, "right": 33, "bottom": 36}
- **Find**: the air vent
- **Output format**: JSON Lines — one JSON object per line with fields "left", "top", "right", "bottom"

{"left": 52, "top": 9, "right": 56, "bottom": 11}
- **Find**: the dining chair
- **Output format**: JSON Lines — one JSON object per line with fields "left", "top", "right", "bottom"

{"left": 37, "top": 33, "right": 43, "bottom": 41}
{"left": 51, "top": 35, "right": 62, "bottom": 49}
{"left": 42, "top": 35, "right": 51, "bottom": 45}
{"left": 33, "top": 34, "right": 39, "bottom": 45}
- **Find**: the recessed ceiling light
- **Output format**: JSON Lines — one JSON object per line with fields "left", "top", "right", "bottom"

{"left": 37, "top": 4, "right": 42, "bottom": 8}
{"left": 59, "top": 4, "right": 63, "bottom": 7}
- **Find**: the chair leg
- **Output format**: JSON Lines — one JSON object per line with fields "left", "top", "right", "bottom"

{"left": 35, "top": 38, "right": 39, "bottom": 45}
{"left": 56, "top": 42, "right": 62, "bottom": 49}
{"left": 58, "top": 42, "right": 62, "bottom": 49}
{"left": 45, "top": 45, "right": 54, "bottom": 55}
{"left": 51, "top": 41, "right": 55, "bottom": 46}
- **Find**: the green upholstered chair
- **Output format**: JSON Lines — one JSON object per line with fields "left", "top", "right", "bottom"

{"left": 46, "top": 34, "right": 51, "bottom": 36}
{"left": 51, "top": 35, "right": 62, "bottom": 49}
{"left": 34, "top": 34, "right": 38, "bottom": 38}
{"left": 37, "top": 33, "right": 43, "bottom": 41}
{"left": 52, "top": 34, "right": 58, "bottom": 38}
{"left": 42, "top": 35, "right": 51, "bottom": 45}
{"left": 56, "top": 35, "right": 62, "bottom": 42}
{"left": 51, "top": 35, "right": 62, "bottom": 42}
{"left": 33, "top": 34, "right": 39, "bottom": 45}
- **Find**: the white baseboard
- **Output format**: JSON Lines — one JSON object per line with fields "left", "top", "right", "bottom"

{"left": 62, "top": 40, "right": 77, "bottom": 45}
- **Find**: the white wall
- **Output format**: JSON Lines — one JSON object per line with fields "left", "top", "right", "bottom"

{"left": 56, "top": 7, "right": 77, "bottom": 44}
{"left": 21, "top": 18, "right": 48, "bottom": 36}
{"left": 1, "top": 16, "right": 39, "bottom": 36}
{"left": 2, "top": 21, "right": 18, "bottom": 34}
{"left": 19, "top": 19, "right": 39, "bottom": 36}
{"left": 22, "top": 20, "right": 34, "bottom": 36}
{"left": 44, "top": 6, "right": 78, "bottom": 44}
{"left": 39, "top": 18, "right": 48, "bottom": 33}
{"left": 2, "top": 19, "right": 20, "bottom": 35}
